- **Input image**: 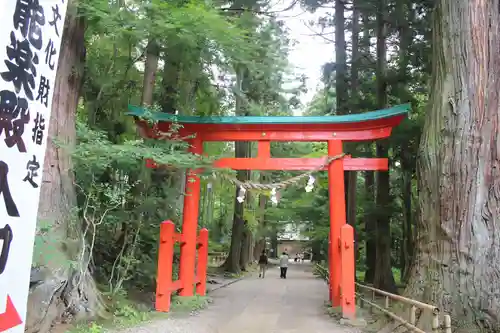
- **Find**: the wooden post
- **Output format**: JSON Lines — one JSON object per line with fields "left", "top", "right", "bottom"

{"left": 340, "top": 224, "right": 356, "bottom": 319}
{"left": 196, "top": 228, "right": 209, "bottom": 296}
{"left": 410, "top": 306, "right": 416, "bottom": 325}
{"left": 328, "top": 239, "right": 332, "bottom": 301}
{"left": 431, "top": 313, "right": 440, "bottom": 332}
{"left": 155, "top": 220, "right": 175, "bottom": 312}
{"left": 328, "top": 140, "right": 346, "bottom": 307}
{"left": 443, "top": 315, "right": 452, "bottom": 333}
{"left": 179, "top": 137, "right": 203, "bottom": 296}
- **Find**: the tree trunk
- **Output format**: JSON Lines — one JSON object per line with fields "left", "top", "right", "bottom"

{"left": 160, "top": 44, "right": 181, "bottom": 114}
{"left": 26, "top": 6, "right": 104, "bottom": 332}
{"left": 395, "top": 0, "right": 414, "bottom": 284}
{"left": 360, "top": 3, "right": 376, "bottom": 284}
{"left": 364, "top": 169, "right": 376, "bottom": 283}
{"left": 334, "top": 0, "right": 347, "bottom": 115}
{"left": 253, "top": 173, "right": 267, "bottom": 260}
{"left": 239, "top": 222, "right": 251, "bottom": 270}
{"left": 372, "top": 0, "right": 397, "bottom": 293}
{"left": 141, "top": 42, "right": 159, "bottom": 106}
{"left": 349, "top": 4, "right": 360, "bottom": 262}
{"left": 401, "top": 156, "right": 414, "bottom": 283}
{"left": 223, "top": 147, "right": 248, "bottom": 274}
{"left": 404, "top": 0, "right": 500, "bottom": 330}
{"left": 239, "top": 188, "right": 252, "bottom": 270}
{"left": 347, "top": 172, "right": 358, "bottom": 250}
{"left": 351, "top": 0, "right": 360, "bottom": 108}
{"left": 270, "top": 232, "right": 278, "bottom": 259}
{"left": 224, "top": 64, "right": 251, "bottom": 273}
{"left": 253, "top": 238, "right": 266, "bottom": 260}
{"left": 374, "top": 142, "right": 397, "bottom": 293}
{"left": 248, "top": 232, "right": 255, "bottom": 263}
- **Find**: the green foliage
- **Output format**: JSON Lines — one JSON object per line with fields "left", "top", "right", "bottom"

{"left": 170, "top": 295, "right": 210, "bottom": 312}
{"left": 68, "top": 292, "right": 151, "bottom": 333}
{"left": 59, "top": 0, "right": 305, "bottom": 320}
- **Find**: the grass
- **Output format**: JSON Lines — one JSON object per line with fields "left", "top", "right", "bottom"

{"left": 67, "top": 302, "right": 154, "bottom": 333}
{"left": 67, "top": 294, "right": 210, "bottom": 333}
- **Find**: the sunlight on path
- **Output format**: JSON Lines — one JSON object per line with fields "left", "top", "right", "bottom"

{"left": 118, "top": 263, "right": 359, "bottom": 333}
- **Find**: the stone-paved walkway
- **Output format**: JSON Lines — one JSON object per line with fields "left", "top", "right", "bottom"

{"left": 118, "top": 262, "right": 359, "bottom": 333}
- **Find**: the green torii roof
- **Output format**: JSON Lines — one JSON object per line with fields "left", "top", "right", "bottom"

{"left": 127, "top": 103, "right": 410, "bottom": 125}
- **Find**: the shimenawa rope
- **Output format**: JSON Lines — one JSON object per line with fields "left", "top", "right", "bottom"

{"left": 216, "top": 153, "right": 346, "bottom": 191}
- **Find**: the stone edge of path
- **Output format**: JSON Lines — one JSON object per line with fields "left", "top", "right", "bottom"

{"left": 207, "top": 274, "right": 247, "bottom": 294}
{"left": 109, "top": 276, "right": 248, "bottom": 332}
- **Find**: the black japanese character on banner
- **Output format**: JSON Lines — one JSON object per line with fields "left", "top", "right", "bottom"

{"left": 0, "top": 90, "right": 30, "bottom": 152}
{"left": 23, "top": 155, "right": 40, "bottom": 188}
{"left": 44, "top": 39, "right": 56, "bottom": 70}
{"left": 1, "top": 32, "right": 39, "bottom": 100}
{"left": 0, "top": 224, "right": 13, "bottom": 275}
{"left": 13, "top": 0, "right": 46, "bottom": 50}
{"left": 0, "top": 161, "right": 20, "bottom": 217}
{"left": 36, "top": 76, "right": 49, "bottom": 107}
{"left": 49, "top": 5, "right": 61, "bottom": 37}
{"left": 32, "top": 112, "right": 45, "bottom": 145}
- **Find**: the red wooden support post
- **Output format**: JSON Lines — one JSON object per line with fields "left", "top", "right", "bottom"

{"left": 257, "top": 141, "right": 271, "bottom": 158}
{"left": 340, "top": 224, "right": 356, "bottom": 319}
{"left": 156, "top": 220, "right": 176, "bottom": 312}
{"left": 196, "top": 228, "right": 209, "bottom": 296}
{"left": 328, "top": 238, "right": 332, "bottom": 301}
{"left": 328, "top": 139, "right": 346, "bottom": 307}
{"left": 179, "top": 137, "right": 203, "bottom": 296}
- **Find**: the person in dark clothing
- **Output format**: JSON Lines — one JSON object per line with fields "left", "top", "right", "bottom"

{"left": 258, "top": 250, "right": 268, "bottom": 278}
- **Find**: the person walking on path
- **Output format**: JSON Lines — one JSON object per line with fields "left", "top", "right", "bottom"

{"left": 258, "top": 250, "right": 268, "bottom": 278}
{"left": 279, "top": 251, "right": 289, "bottom": 279}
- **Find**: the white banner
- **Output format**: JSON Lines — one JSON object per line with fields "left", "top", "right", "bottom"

{"left": 0, "top": 1, "right": 69, "bottom": 332}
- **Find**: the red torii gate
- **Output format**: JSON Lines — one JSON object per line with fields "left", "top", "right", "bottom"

{"left": 130, "top": 103, "right": 409, "bottom": 318}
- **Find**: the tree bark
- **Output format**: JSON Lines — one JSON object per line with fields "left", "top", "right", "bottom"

{"left": 26, "top": 5, "right": 104, "bottom": 332}
{"left": 404, "top": 0, "right": 500, "bottom": 330}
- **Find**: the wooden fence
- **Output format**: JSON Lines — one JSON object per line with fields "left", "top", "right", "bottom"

{"left": 208, "top": 252, "right": 228, "bottom": 265}
{"left": 356, "top": 283, "right": 452, "bottom": 333}
{"left": 313, "top": 264, "right": 452, "bottom": 333}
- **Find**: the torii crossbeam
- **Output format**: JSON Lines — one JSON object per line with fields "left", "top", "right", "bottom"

{"left": 129, "top": 103, "right": 410, "bottom": 319}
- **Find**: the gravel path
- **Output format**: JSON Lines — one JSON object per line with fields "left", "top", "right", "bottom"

{"left": 116, "top": 263, "right": 359, "bottom": 333}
